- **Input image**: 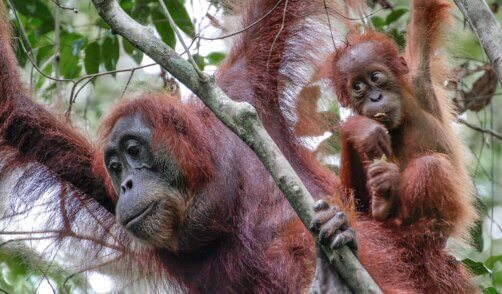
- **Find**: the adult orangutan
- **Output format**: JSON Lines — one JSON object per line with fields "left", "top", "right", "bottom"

{"left": 0, "top": 0, "right": 475, "bottom": 293}
{"left": 313, "top": 0, "right": 478, "bottom": 292}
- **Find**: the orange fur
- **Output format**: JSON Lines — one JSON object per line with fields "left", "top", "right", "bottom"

{"left": 0, "top": 0, "right": 477, "bottom": 292}
{"left": 322, "top": 0, "right": 478, "bottom": 292}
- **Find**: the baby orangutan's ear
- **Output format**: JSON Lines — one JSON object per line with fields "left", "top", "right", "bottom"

{"left": 396, "top": 56, "right": 409, "bottom": 76}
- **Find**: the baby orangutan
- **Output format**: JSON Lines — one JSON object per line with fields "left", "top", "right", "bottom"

{"left": 310, "top": 0, "right": 478, "bottom": 292}
{"left": 317, "top": 0, "right": 476, "bottom": 236}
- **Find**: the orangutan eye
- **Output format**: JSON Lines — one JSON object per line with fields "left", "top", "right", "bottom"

{"left": 352, "top": 81, "right": 366, "bottom": 94}
{"left": 109, "top": 161, "right": 122, "bottom": 174}
{"left": 127, "top": 143, "right": 140, "bottom": 157}
{"left": 370, "top": 71, "right": 385, "bottom": 83}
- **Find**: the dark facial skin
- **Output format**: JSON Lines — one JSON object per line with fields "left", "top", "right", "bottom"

{"left": 104, "top": 114, "right": 185, "bottom": 250}
{"left": 343, "top": 64, "right": 406, "bottom": 221}
{"left": 348, "top": 65, "right": 403, "bottom": 130}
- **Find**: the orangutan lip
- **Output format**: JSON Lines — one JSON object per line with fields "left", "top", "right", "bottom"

{"left": 125, "top": 201, "right": 157, "bottom": 229}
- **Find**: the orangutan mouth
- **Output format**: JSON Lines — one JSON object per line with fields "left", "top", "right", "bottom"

{"left": 373, "top": 112, "right": 388, "bottom": 119}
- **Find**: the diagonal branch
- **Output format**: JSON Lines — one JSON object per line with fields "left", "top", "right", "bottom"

{"left": 453, "top": 0, "right": 502, "bottom": 85}
{"left": 90, "top": 0, "right": 381, "bottom": 292}
{"left": 458, "top": 117, "right": 502, "bottom": 140}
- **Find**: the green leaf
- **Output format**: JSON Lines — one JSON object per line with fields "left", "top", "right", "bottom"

{"left": 35, "top": 64, "right": 52, "bottom": 91}
{"left": 60, "top": 46, "right": 81, "bottom": 79}
{"left": 206, "top": 52, "right": 226, "bottom": 65}
{"left": 371, "top": 16, "right": 386, "bottom": 30}
{"left": 388, "top": 29, "right": 406, "bottom": 50}
{"left": 484, "top": 287, "right": 499, "bottom": 294}
{"left": 85, "top": 42, "right": 101, "bottom": 74}
{"left": 485, "top": 255, "right": 502, "bottom": 269}
{"left": 494, "top": 270, "right": 502, "bottom": 287}
{"left": 164, "top": 0, "right": 195, "bottom": 37}
{"left": 11, "top": 0, "right": 54, "bottom": 34}
{"left": 462, "top": 258, "right": 491, "bottom": 276}
{"left": 58, "top": 31, "right": 84, "bottom": 78}
{"left": 131, "top": 1, "right": 153, "bottom": 24}
{"left": 59, "top": 35, "right": 83, "bottom": 79}
{"left": 72, "top": 39, "right": 87, "bottom": 56}
{"left": 102, "top": 35, "right": 120, "bottom": 74}
{"left": 193, "top": 54, "right": 205, "bottom": 71}
{"left": 94, "top": 18, "right": 110, "bottom": 29}
{"left": 60, "top": 31, "right": 85, "bottom": 49}
{"left": 123, "top": 39, "right": 144, "bottom": 65}
{"left": 151, "top": 10, "right": 176, "bottom": 48}
{"left": 385, "top": 8, "right": 408, "bottom": 25}
{"left": 35, "top": 45, "right": 53, "bottom": 65}
{"left": 119, "top": 0, "right": 135, "bottom": 13}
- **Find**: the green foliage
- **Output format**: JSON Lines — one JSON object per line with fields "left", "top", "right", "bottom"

{"left": 8, "top": 0, "right": 209, "bottom": 82}
{"left": 123, "top": 39, "right": 144, "bottom": 64}
{"left": 11, "top": 0, "right": 54, "bottom": 34}
{"left": 102, "top": 34, "right": 120, "bottom": 74}
{"left": 463, "top": 258, "right": 491, "bottom": 275}
{"left": 206, "top": 52, "right": 226, "bottom": 65}
{"left": 484, "top": 287, "right": 499, "bottom": 294}
{"left": 385, "top": 8, "right": 408, "bottom": 25}
{"left": 60, "top": 31, "right": 85, "bottom": 79}
{"left": 85, "top": 41, "right": 101, "bottom": 74}
{"left": 371, "top": 7, "right": 408, "bottom": 49}
{"left": 0, "top": 248, "right": 85, "bottom": 293}
{"left": 163, "top": 0, "right": 195, "bottom": 37}
{"left": 193, "top": 53, "right": 205, "bottom": 70}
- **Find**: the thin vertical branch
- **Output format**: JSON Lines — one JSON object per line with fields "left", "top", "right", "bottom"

{"left": 54, "top": 3, "right": 62, "bottom": 109}
{"left": 157, "top": 0, "right": 205, "bottom": 78}
{"left": 120, "top": 69, "right": 135, "bottom": 99}
{"left": 454, "top": 0, "right": 502, "bottom": 85}
{"left": 266, "top": 0, "right": 288, "bottom": 70}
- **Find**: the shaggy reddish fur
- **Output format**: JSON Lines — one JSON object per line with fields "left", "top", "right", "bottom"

{"left": 324, "top": 0, "right": 478, "bottom": 292}
{"left": 329, "top": 31, "right": 407, "bottom": 107}
{"left": 0, "top": 0, "right": 476, "bottom": 293}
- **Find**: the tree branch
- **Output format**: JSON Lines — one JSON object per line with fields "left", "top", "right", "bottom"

{"left": 458, "top": 117, "right": 502, "bottom": 140}
{"left": 90, "top": 0, "right": 381, "bottom": 292}
{"left": 453, "top": 0, "right": 502, "bottom": 85}
{"left": 54, "top": 2, "right": 62, "bottom": 110}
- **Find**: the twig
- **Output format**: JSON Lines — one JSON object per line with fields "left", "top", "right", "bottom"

{"left": 0, "top": 230, "right": 60, "bottom": 235}
{"left": 457, "top": 117, "right": 502, "bottom": 140}
{"left": 453, "top": 0, "right": 502, "bottom": 85}
{"left": 195, "top": 0, "right": 284, "bottom": 41}
{"left": 158, "top": 0, "right": 205, "bottom": 79}
{"left": 0, "top": 237, "right": 57, "bottom": 248}
{"left": 50, "top": 0, "right": 78, "bottom": 13}
{"left": 33, "top": 240, "right": 59, "bottom": 294}
{"left": 7, "top": 0, "right": 72, "bottom": 83}
{"left": 330, "top": 6, "right": 384, "bottom": 21}
{"left": 73, "top": 76, "right": 97, "bottom": 105}
{"left": 54, "top": 2, "right": 62, "bottom": 109}
{"left": 266, "top": 0, "right": 288, "bottom": 70}
{"left": 6, "top": 0, "right": 34, "bottom": 61}
{"left": 62, "top": 258, "right": 117, "bottom": 289}
{"left": 8, "top": 0, "right": 157, "bottom": 117}
{"left": 120, "top": 69, "right": 135, "bottom": 99}
{"left": 323, "top": 0, "right": 338, "bottom": 51}
{"left": 65, "top": 63, "right": 156, "bottom": 117}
